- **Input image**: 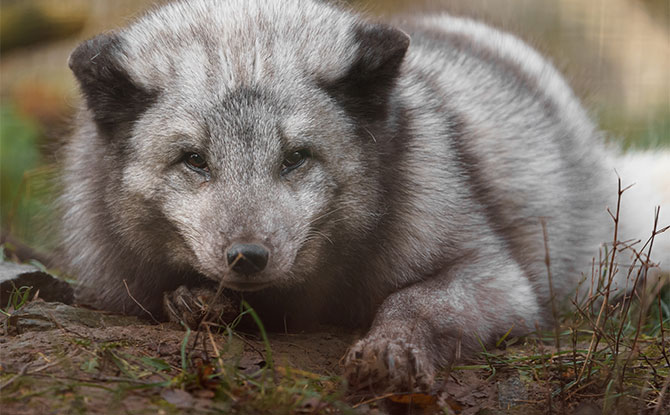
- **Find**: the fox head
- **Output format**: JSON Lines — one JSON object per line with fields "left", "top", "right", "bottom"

{"left": 68, "top": 0, "right": 409, "bottom": 291}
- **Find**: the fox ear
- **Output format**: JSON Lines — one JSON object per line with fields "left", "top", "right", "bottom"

{"left": 325, "top": 23, "right": 410, "bottom": 122}
{"left": 351, "top": 22, "right": 410, "bottom": 84}
{"left": 69, "top": 33, "right": 157, "bottom": 137}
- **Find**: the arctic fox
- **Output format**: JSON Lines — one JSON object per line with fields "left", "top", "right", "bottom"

{"left": 62, "top": 0, "right": 670, "bottom": 391}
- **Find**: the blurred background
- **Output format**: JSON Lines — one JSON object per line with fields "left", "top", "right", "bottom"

{"left": 1, "top": 0, "right": 669, "bottom": 259}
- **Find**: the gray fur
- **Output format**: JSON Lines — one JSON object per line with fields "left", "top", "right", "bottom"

{"left": 62, "top": 0, "right": 669, "bottom": 391}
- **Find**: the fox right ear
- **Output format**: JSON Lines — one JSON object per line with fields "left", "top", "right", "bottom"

{"left": 69, "top": 33, "right": 157, "bottom": 137}
{"left": 323, "top": 22, "right": 410, "bottom": 124}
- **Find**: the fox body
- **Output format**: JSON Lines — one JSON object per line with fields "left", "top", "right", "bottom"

{"left": 63, "top": 0, "right": 670, "bottom": 390}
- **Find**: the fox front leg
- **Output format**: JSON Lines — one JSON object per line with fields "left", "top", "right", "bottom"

{"left": 163, "top": 285, "right": 240, "bottom": 329}
{"left": 344, "top": 249, "right": 544, "bottom": 393}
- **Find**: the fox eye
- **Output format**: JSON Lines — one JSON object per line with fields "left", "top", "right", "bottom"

{"left": 184, "top": 152, "right": 209, "bottom": 172}
{"left": 281, "top": 149, "right": 309, "bottom": 175}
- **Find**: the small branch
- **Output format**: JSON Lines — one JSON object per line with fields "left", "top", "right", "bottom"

{"left": 0, "top": 363, "right": 30, "bottom": 391}
{"left": 540, "top": 218, "right": 565, "bottom": 412}
{"left": 123, "top": 279, "right": 160, "bottom": 324}
{"left": 659, "top": 289, "right": 670, "bottom": 370}
{"left": 620, "top": 208, "right": 661, "bottom": 383}
{"left": 577, "top": 176, "right": 625, "bottom": 383}
{"left": 653, "top": 373, "right": 670, "bottom": 415}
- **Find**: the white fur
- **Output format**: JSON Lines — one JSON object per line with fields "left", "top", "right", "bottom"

{"left": 615, "top": 152, "right": 670, "bottom": 269}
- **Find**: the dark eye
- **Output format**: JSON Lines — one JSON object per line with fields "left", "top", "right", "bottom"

{"left": 184, "top": 152, "right": 209, "bottom": 172}
{"left": 281, "top": 149, "right": 310, "bottom": 175}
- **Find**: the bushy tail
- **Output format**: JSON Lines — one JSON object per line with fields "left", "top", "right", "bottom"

{"left": 614, "top": 152, "right": 670, "bottom": 271}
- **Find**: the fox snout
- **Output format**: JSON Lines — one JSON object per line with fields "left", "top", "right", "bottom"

{"left": 226, "top": 243, "right": 270, "bottom": 275}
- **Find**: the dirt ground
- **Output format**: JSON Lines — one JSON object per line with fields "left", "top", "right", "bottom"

{"left": 1, "top": 263, "right": 668, "bottom": 414}
{"left": 0, "top": 299, "right": 561, "bottom": 415}
{"left": 3, "top": 298, "right": 645, "bottom": 415}
{"left": 1, "top": 301, "right": 354, "bottom": 413}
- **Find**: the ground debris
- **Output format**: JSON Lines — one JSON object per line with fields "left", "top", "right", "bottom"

{"left": 0, "top": 261, "right": 73, "bottom": 306}
{"left": 6, "top": 300, "right": 144, "bottom": 334}
{"left": 496, "top": 375, "right": 527, "bottom": 409}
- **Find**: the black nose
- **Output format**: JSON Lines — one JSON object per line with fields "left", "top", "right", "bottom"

{"left": 226, "top": 243, "right": 269, "bottom": 275}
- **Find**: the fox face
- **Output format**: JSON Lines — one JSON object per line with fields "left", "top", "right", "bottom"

{"left": 68, "top": 0, "right": 409, "bottom": 291}
{"left": 122, "top": 85, "right": 366, "bottom": 291}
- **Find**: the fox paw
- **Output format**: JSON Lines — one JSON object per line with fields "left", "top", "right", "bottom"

{"left": 344, "top": 335, "right": 435, "bottom": 393}
{"left": 163, "top": 285, "right": 238, "bottom": 329}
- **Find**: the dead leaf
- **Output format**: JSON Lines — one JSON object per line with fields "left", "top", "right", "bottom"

{"left": 388, "top": 393, "right": 437, "bottom": 406}
{"left": 161, "top": 389, "right": 194, "bottom": 409}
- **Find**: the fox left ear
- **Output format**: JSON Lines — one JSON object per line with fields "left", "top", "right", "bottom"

{"left": 69, "top": 33, "right": 158, "bottom": 138}
{"left": 325, "top": 22, "right": 410, "bottom": 122}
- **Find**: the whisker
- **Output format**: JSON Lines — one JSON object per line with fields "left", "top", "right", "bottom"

{"left": 309, "top": 205, "right": 349, "bottom": 225}
{"left": 305, "top": 230, "right": 334, "bottom": 245}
